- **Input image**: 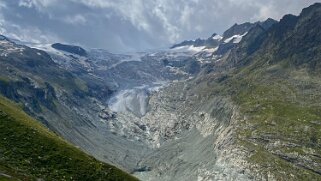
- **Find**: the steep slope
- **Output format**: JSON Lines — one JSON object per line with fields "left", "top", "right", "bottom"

{"left": 229, "top": 3, "right": 321, "bottom": 69}
{"left": 222, "top": 3, "right": 321, "bottom": 180}
{"left": 0, "top": 95, "right": 138, "bottom": 180}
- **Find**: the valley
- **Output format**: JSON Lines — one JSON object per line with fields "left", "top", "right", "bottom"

{"left": 1, "top": 2, "right": 321, "bottom": 181}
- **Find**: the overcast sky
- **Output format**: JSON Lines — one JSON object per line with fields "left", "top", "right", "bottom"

{"left": 0, "top": 0, "right": 320, "bottom": 52}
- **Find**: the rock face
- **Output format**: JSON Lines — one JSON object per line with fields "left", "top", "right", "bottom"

{"left": 170, "top": 33, "right": 221, "bottom": 49}
{"left": 130, "top": 83, "right": 252, "bottom": 180}
{"left": 52, "top": 43, "right": 87, "bottom": 56}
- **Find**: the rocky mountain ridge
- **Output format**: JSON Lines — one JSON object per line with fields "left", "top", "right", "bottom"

{"left": 170, "top": 18, "right": 278, "bottom": 56}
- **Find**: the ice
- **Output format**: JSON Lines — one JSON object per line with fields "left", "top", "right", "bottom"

{"left": 223, "top": 32, "right": 247, "bottom": 43}
{"left": 171, "top": 45, "right": 206, "bottom": 54}
{"left": 108, "top": 83, "right": 166, "bottom": 117}
{"left": 212, "top": 34, "right": 223, "bottom": 40}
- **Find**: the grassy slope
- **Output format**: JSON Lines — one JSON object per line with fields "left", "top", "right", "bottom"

{"left": 0, "top": 96, "right": 139, "bottom": 181}
{"left": 193, "top": 57, "right": 321, "bottom": 180}
{"left": 228, "top": 62, "right": 321, "bottom": 180}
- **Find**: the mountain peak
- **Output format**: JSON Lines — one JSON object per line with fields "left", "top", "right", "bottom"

{"left": 277, "top": 14, "right": 298, "bottom": 32}
{"left": 0, "top": 35, "right": 14, "bottom": 43}
{"left": 210, "top": 33, "right": 218, "bottom": 37}
{"left": 259, "top": 18, "right": 278, "bottom": 30}
{"left": 300, "top": 3, "right": 321, "bottom": 17}
{"left": 223, "top": 22, "right": 255, "bottom": 39}
{"left": 0, "top": 35, "right": 8, "bottom": 41}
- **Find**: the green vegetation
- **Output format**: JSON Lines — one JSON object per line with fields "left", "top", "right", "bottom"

{"left": 0, "top": 77, "right": 9, "bottom": 84}
{"left": 227, "top": 63, "right": 321, "bottom": 180}
{"left": 0, "top": 96, "right": 139, "bottom": 181}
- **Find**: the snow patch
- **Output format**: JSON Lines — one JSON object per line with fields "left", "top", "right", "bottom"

{"left": 171, "top": 45, "right": 206, "bottom": 54}
{"left": 0, "top": 39, "right": 25, "bottom": 56}
{"left": 167, "top": 66, "right": 188, "bottom": 75}
{"left": 212, "top": 34, "right": 223, "bottom": 40}
{"left": 223, "top": 32, "right": 247, "bottom": 44}
{"left": 203, "top": 47, "right": 218, "bottom": 53}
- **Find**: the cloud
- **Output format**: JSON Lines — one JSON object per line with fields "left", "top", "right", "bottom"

{"left": 18, "top": 0, "right": 57, "bottom": 11}
{"left": 0, "top": 0, "right": 319, "bottom": 52}
{"left": 63, "top": 14, "right": 87, "bottom": 25}
{"left": 0, "top": 18, "right": 59, "bottom": 44}
{"left": 18, "top": 0, "right": 33, "bottom": 8}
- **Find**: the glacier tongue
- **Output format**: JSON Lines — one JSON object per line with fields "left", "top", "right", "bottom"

{"left": 108, "top": 87, "right": 149, "bottom": 117}
{"left": 108, "top": 83, "right": 166, "bottom": 117}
